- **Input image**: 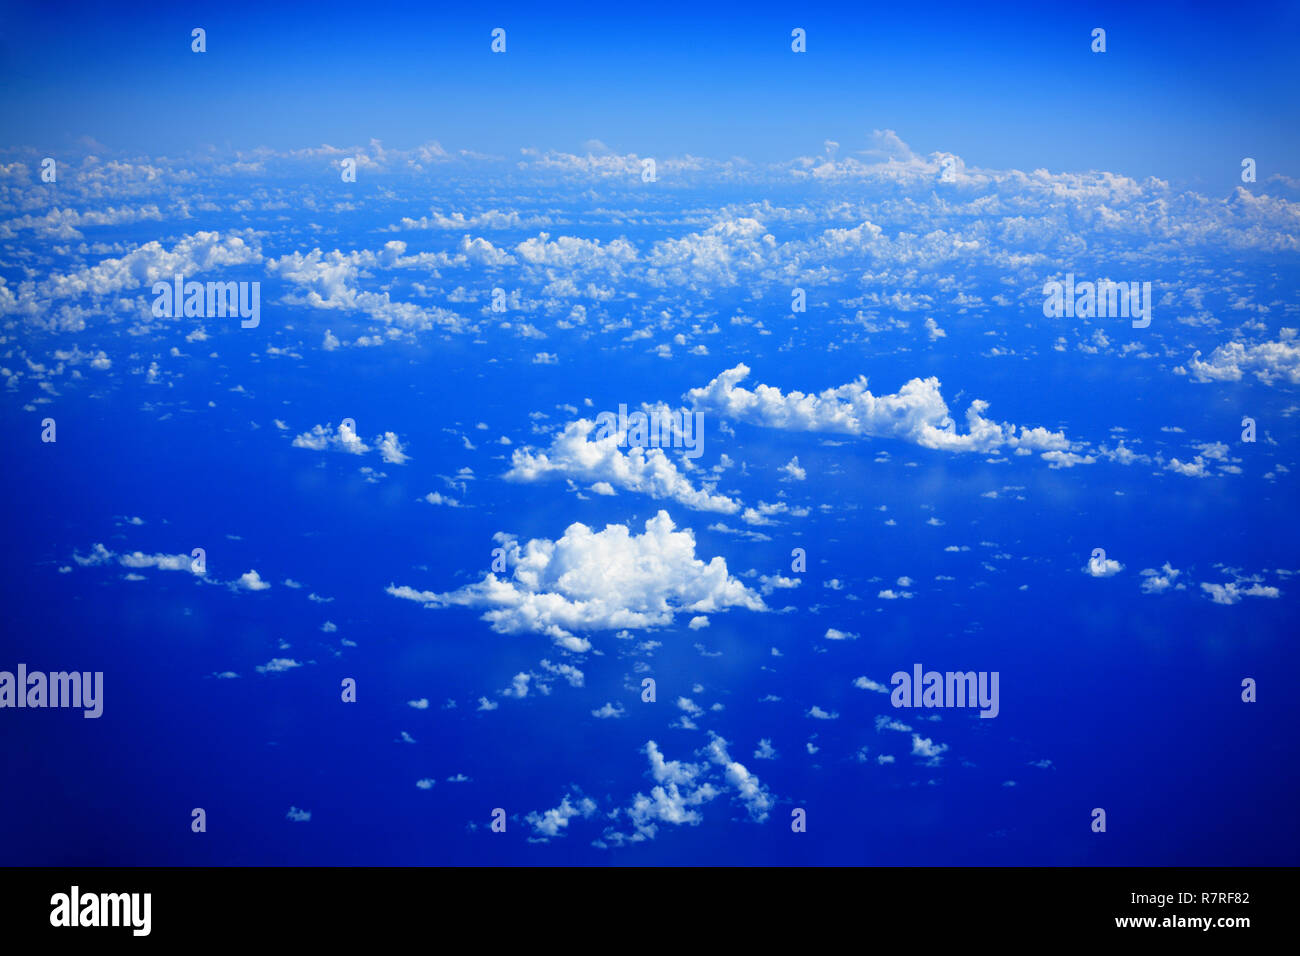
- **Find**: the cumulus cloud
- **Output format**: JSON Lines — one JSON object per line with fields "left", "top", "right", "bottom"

{"left": 911, "top": 734, "right": 949, "bottom": 763}
{"left": 686, "top": 364, "right": 1071, "bottom": 461}
{"left": 1200, "top": 579, "right": 1281, "bottom": 605}
{"left": 1139, "top": 563, "right": 1184, "bottom": 594}
{"left": 854, "top": 676, "right": 889, "bottom": 693}
{"left": 39, "top": 230, "right": 262, "bottom": 305}
{"left": 291, "top": 421, "right": 410, "bottom": 466}
{"left": 504, "top": 419, "right": 739, "bottom": 514}
{"left": 525, "top": 793, "right": 598, "bottom": 841}
{"left": 703, "top": 732, "right": 774, "bottom": 822}
{"left": 292, "top": 421, "right": 370, "bottom": 455}
{"left": 377, "top": 432, "right": 409, "bottom": 464}
{"left": 1084, "top": 553, "right": 1123, "bottom": 578}
{"left": 1181, "top": 335, "right": 1300, "bottom": 386}
{"left": 599, "top": 741, "right": 719, "bottom": 846}
{"left": 386, "top": 511, "right": 765, "bottom": 651}
{"left": 267, "top": 242, "right": 468, "bottom": 333}
{"left": 779, "top": 456, "right": 806, "bottom": 481}
{"left": 117, "top": 551, "right": 191, "bottom": 571}
{"left": 758, "top": 574, "right": 800, "bottom": 595}
{"left": 228, "top": 570, "right": 271, "bottom": 592}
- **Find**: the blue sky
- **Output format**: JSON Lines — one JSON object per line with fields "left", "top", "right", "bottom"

{"left": 3, "top": 0, "right": 1299, "bottom": 186}
{"left": 1, "top": 1, "right": 1298, "bottom": 866}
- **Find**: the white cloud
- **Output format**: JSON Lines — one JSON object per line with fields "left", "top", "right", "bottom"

{"left": 505, "top": 419, "right": 739, "bottom": 514}
{"left": 686, "top": 364, "right": 1071, "bottom": 460}
{"left": 1200, "top": 580, "right": 1281, "bottom": 605}
{"left": 1181, "top": 336, "right": 1300, "bottom": 386}
{"left": 525, "top": 793, "right": 598, "bottom": 841}
{"left": 378, "top": 432, "right": 410, "bottom": 464}
{"left": 118, "top": 551, "right": 191, "bottom": 571}
{"left": 257, "top": 658, "right": 301, "bottom": 674}
{"left": 1139, "top": 563, "right": 1184, "bottom": 594}
{"left": 601, "top": 741, "right": 719, "bottom": 845}
{"left": 911, "top": 734, "right": 949, "bottom": 763}
{"left": 854, "top": 676, "right": 889, "bottom": 693}
{"left": 386, "top": 511, "right": 765, "bottom": 651}
{"left": 704, "top": 733, "right": 774, "bottom": 822}
{"left": 423, "top": 491, "right": 462, "bottom": 507}
{"left": 235, "top": 570, "right": 271, "bottom": 591}
{"left": 1084, "top": 554, "right": 1123, "bottom": 578}
{"left": 758, "top": 574, "right": 800, "bottom": 595}
{"left": 292, "top": 421, "right": 369, "bottom": 455}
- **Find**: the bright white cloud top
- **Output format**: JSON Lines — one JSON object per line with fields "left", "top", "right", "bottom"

{"left": 504, "top": 420, "right": 740, "bottom": 513}
{"left": 686, "top": 364, "right": 1071, "bottom": 459}
{"left": 386, "top": 511, "right": 765, "bottom": 651}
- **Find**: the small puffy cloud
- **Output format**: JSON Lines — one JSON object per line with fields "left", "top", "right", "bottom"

{"left": 758, "top": 574, "right": 800, "bottom": 595}
{"left": 525, "top": 793, "right": 597, "bottom": 841}
{"left": 1084, "top": 553, "right": 1123, "bottom": 578}
{"left": 256, "top": 658, "right": 301, "bottom": 674}
{"left": 285, "top": 806, "right": 311, "bottom": 822}
{"left": 505, "top": 419, "right": 739, "bottom": 514}
{"left": 596, "top": 740, "right": 725, "bottom": 847}
{"left": 502, "top": 672, "right": 532, "bottom": 699}
{"left": 423, "top": 491, "right": 462, "bottom": 507}
{"left": 824, "top": 627, "right": 859, "bottom": 640}
{"left": 293, "top": 421, "right": 369, "bottom": 455}
{"left": 235, "top": 569, "right": 271, "bottom": 591}
{"left": 704, "top": 733, "right": 774, "bottom": 823}
{"left": 806, "top": 705, "right": 839, "bottom": 720}
{"left": 779, "top": 457, "right": 806, "bottom": 481}
{"left": 378, "top": 432, "right": 410, "bottom": 464}
{"left": 1200, "top": 580, "right": 1281, "bottom": 605}
{"left": 854, "top": 676, "right": 889, "bottom": 693}
{"left": 118, "top": 551, "right": 191, "bottom": 571}
{"left": 911, "top": 734, "right": 949, "bottom": 762}
{"left": 1139, "top": 563, "right": 1184, "bottom": 594}
{"left": 73, "top": 543, "right": 115, "bottom": 567}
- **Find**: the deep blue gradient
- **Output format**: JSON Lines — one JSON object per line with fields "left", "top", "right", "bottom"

{"left": 1, "top": 1, "right": 1298, "bottom": 866}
